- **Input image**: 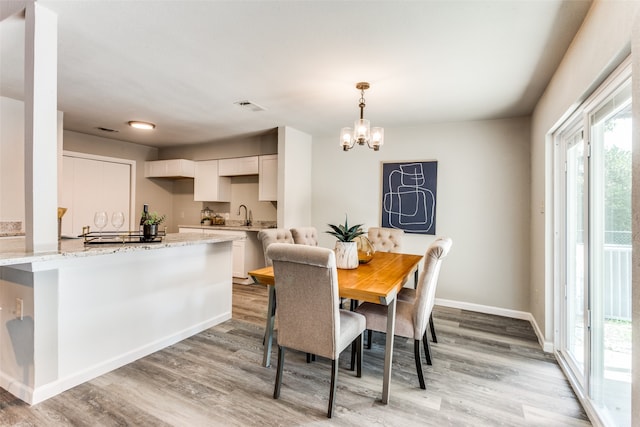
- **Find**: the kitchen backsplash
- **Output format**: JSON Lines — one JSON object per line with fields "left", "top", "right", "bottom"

{"left": 0, "top": 221, "right": 24, "bottom": 237}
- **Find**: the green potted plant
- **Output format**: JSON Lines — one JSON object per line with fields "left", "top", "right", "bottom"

{"left": 141, "top": 211, "right": 166, "bottom": 241}
{"left": 326, "top": 215, "right": 365, "bottom": 269}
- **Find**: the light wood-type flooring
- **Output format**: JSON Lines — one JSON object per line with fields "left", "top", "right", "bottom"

{"left": 0, "top": 283, "right": 590, "bottom": 426}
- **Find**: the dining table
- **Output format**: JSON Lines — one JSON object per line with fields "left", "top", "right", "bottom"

{"left": 248, "top": 250, "right": 423, "bottom": 404}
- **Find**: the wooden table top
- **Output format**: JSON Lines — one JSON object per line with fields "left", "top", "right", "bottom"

{"left": 248, "top": 251, "right": 423, "bottom": 305}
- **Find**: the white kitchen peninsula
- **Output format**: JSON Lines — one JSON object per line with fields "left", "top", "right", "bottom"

{"left": 0, "top": 233, "right": 238, "bottom": 405}
{"left": 178, "top": 225, "right": 266, "bottom": 284}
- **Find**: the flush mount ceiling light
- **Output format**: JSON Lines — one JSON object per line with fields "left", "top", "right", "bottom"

{"left": 340, "top": 82, "right": 384, "bottom": 151}
{"left": 128, "top": 121, "right": 156, "bottom": 130}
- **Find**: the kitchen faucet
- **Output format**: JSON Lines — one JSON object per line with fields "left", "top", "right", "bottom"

{"left": 238, "top": 204, "right": 252, "bottom": 226}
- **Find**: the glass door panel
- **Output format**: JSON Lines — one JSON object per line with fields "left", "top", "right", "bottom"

{"left": 589, "top": 86, "right": 632, "bottom": 427}
{"left": 565, "top": 130, "right": 586, "bottom": 379}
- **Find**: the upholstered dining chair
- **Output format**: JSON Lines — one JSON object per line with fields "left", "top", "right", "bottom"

{"left": 396, "top": 237, "right": 452, "bottom": 347}
{"left": 367, "top": 227, "right": 417, "bottom": 288}
{"left": 257, "top": 228, "right": 294, "bottom": 266}
{"left": 367, "top": 227, "right": 404, "bottom": 253}
{"left": 355, "top": 237, "right": 452, "bottom": 390}
{"left": 267, "top": 243, "right": 366, "bottom": 418}
{"left": 290, "top": 226, "right": 319, "bottom": 246}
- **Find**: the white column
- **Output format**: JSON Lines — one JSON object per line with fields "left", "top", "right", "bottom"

{"left": 24, "top": 1, "right": 58, "bottom": 252}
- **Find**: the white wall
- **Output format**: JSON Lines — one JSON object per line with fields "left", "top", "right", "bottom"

{"left": 0, "top": 97, "right": 26, "bottom": 224}
{"left": 312, "top": 117, "right": 531, "bottom": 312}
{"left": 0, "top": 96, "right": 63, "bottom": 231}
{"left": 278, "top": 126, "right": 312, "bottom": 229}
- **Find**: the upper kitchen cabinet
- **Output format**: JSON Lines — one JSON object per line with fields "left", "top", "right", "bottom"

{"left": 258, "top": 154, "right": 278, "bottom": 201}
{"left": 145, "top": 159, "right": 194, "bottom": 178}
{"left": 194, "top": 160, "right": 231, "bottom": 201}
{"left": 218, "top": 156, "right": 259, "bottom": 176}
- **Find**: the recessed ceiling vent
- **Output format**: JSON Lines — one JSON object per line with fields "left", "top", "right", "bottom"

{"left": 233, "top": 100, "right": 266, "bottom": 112}
{"left": 97, "top": 127, "right": 119, "bottom": 133}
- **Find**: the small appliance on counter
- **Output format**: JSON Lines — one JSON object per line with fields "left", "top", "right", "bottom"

{"left": 201, "top": 207, "right": 213, "bottom": 225}
{"left": 201, "top": 207, "right": 225, "bottom": 226}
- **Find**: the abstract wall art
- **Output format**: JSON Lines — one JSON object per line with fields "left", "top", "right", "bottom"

{"left": 381, "top": 160, "right": 437, "bottom": 234}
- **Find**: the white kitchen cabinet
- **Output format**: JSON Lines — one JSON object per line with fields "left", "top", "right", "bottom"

{"left": 259, "top": 154, "right": 278, "bottom": 201}
{"left": 144, "top": 159, "right": 194, "bottom": 178}
{"left": 194, "top": 160, "right": 231, "bottom": 201}
{"left": 218, "top": 156, "right": 259, "bottom": 176}
{"left": 231, "top": 239, "right": 246, "bottom": 278}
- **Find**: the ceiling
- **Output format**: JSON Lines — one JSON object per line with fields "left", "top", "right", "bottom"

{"left": 1, "top": 0, "right": 592, "bottom": 148}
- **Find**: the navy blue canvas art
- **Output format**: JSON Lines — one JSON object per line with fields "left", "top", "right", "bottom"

{"left": 381, "top": 161, "right": 437, "bottom": 234}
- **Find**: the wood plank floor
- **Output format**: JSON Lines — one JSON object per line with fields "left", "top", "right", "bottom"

{"left": 0, "top": 283, "right": 590, "bottom": 426}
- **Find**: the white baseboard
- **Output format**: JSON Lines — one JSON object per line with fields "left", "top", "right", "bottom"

{"left": 0, "top": 372, "right": 33, "bottom": 404}
{"left": 435, "top": 298, "right": 554, "bottom": 353}
{"left": 13, "top": 311, "right": 231, "bottom": 405}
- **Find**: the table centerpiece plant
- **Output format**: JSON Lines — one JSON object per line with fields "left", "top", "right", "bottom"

{"left": 326, "top": 215, "right": 365, "bottom": 269}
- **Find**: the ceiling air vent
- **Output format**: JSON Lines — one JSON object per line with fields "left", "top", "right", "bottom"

{"left": 233, "top": 100, "right": 266, "bottom": 112}
{"left": 96, "top": 127, "right": 119, "bottom": 133}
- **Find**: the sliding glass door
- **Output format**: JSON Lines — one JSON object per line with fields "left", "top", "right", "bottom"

{"left": 588, "top": 82, "right": 632, "bottom": 426}
{"left": 563, "top": 126, "right": 586, "bottom": 382}
{"left": 556, "top": 63, "right": 631, "bottom": 427}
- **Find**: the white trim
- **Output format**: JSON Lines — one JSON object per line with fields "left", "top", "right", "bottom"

{"left": 14, "top": 311, "right": 231, "bottom": 405}
{"left": 436, "top": 298, "right": 554, "bottom": 353}
{"left": 555, "top": 351, "right": 605, "bottom": 427}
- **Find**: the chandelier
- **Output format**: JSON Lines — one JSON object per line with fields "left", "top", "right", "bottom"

{"left": 340, "top": 82, "right": 384, "bottom": 151}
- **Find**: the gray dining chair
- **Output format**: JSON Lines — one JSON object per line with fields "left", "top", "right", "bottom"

{"left": 397, "top": 237, "right": 452, "bottom": 347}
{"left": 290, "top": 226, "right": 319, "bottom": 246}
{"left": 367, "top": 226, "right": 404, "bottom": 253}
{"left": 267, "top": 243, "right": 366, "bottom": 418}
{"left": 356, "top": 237, "right": 452, "bottom": 389}
{"left": 257, "top": 228, "right": 294, "bottom": 266}
{"left": 362, "top": 227, "right": 409, "bottom": 347}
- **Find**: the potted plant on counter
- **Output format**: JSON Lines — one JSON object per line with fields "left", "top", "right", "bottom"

{"left": 141, "top": 211, "right": 166, "bottom": 241}
{"left": 326, "top": 215, "right": 365, "bottom": 269}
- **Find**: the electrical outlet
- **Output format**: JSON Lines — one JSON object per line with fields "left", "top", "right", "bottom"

{"left": 15, "top": 298, "right": 23, "bottom": 320}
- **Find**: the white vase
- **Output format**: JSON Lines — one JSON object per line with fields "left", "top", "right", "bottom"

{"left": 334, "top": 241, "right": 359, "bottom": 269}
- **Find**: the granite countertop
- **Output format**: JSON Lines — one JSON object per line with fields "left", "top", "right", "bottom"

{"left": 0, "top": 233, "right": 241, "bottom": 267}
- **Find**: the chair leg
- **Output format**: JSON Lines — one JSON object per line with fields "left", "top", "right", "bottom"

{"left": 328, "top": 359, "right": 339, "bottom": 418}
{"left": 414, "top": 268, "right": 419, "bottom": 289}
{"left": 356, "top": 333, "right": 363, "bottom": 378}
{"left": 366, "top": 329, "right": 373, "bottom": 349}
{"left": 274, "top": 346, "right": 285, "bottom": 399}
{"left": 429, "top": 313, "right": 437, "bottom": 343}
{"left": 350, "top": 340, "right": 356, "bottom": 371}
{"left": 414, "top": 340, "right": 426, "bottom": 390}
{"left": 422, "top": 333, "right": 432, "bottom": 366}
{"left": 263, "top": 296, "right": 277, "bottom": 345}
